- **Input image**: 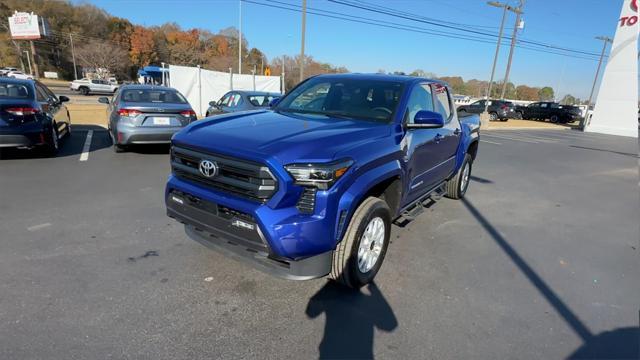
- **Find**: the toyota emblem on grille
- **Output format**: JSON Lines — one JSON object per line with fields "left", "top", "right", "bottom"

{"left": 199, "top": 159, "right": 218, "bottom": 178}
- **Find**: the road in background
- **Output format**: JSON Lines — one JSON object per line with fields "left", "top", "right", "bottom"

{"left": 0, "top": 129, "right": 637, "bottom": 359}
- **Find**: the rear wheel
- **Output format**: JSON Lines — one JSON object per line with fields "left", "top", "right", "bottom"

{"left": 329, "top": 197, "right": 391, "bottom": 289}
{"left": 79, "top": 87, "right": 89, "bottom": 96}
{"left": 446, "top": 154, "right": 472, "bottom": 200}
{"left": 43, "top": 124, "right": 59, "bottom": 157}
{"left": 489, "top": 112, "right": 498, "bottom": 121}
{"left": 550, "top": 115, "right": 559, "bottom": 123}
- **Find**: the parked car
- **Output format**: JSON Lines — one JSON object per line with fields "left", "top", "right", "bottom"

{"left": 205, "top": 91, "right": 280, "bottom": 116}
{"left": 517, "top": 102, "right": 581, "bottom": 123}
{"left": 456, "top": 99, "right": 515, "bottom": 121}
{"left": 165, "top": 74, "right": 480, "bottom": 289}
{"left": 100, "top": 85, "right": 197, "bottom": 152}
{"left": 0, "top": 67, "right": 18, "bottom": 76}
{"left": 6, "top": 71, "right": 33, "bottom": 80}
{"left": 70, "top": 78, "right": 118, "bottom": 96}
{"left": 0, "top": 77, "right": 71, "bottom": 155}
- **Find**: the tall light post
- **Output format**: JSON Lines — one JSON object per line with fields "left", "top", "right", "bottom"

{"left": 238, "top": 0, "right": 242, "bottom": 74}
{"left": 299, "top": 0, "right": 307, "bottom": 82}
{"left": 69, "top": 34, "right": 78, "bottom": 80}
{"left": 581, "top": 36, "right": 613, "bottom": 129}
{"left": 500, "top": 0, "right": 525, "bottom": 100}
{"left": 23, "top": 50, "right": 32, "bottom": 76}
{"left": 484, "top": 1, "right": 512, "bottom": 117}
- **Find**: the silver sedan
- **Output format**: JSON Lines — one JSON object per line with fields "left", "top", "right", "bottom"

{"left": 99, "top": 85, "right": 197, "bottom": 153}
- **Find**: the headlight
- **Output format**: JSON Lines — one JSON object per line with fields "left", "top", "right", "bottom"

{"left": 285, "top": 159, "right": 353, "bottom": 190}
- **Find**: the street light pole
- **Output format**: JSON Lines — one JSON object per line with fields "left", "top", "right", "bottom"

{"left": 23, "top": 50, "right": 32, "bottom": 76}
{"left": 484, "top": 1, "right": 511, "bottom": 116}
{"left": 500, "top": 0, "right": 525, "bottom": 99}
{"left": 69, "top": 34, "right": 78, "bottom": 80}
{"left": 581, "top": 36, "right": 613, "bottom": 129}
{"left": 238, "top": 0, "right": 242, "bottom": 74}
{"left": 299, "top": 0, "right": 307, "bottom": 82}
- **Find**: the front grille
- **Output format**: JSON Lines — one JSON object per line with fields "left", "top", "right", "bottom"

{"left": 171, "top": 146, "right": 277, "bottom": 202}
{"left": 296, "top": 187, "right": 317, "bottom": 214}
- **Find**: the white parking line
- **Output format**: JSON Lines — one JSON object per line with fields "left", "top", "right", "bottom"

{"left": 480, "top": 139, "right": 502, "bottom": 145}
{"left": 483, "top": 133, "right": 541, "bottom": 144}
{"left": 79, "top": 130, "right": 93, "bottom": 162}
{"left": 27, "top": 223, "right": 51, "bottom": 232}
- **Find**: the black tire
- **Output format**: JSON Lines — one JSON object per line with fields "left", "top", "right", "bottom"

{"left": 79, "top": 87, "right": 89, "bottom": 96}
{"left": 445, "top": 154, "right": 472, "bottom": 200}
{"left": 500, "top": 118, "right": 509, "bottom": 122}
{"left": 113, "top": 142, "right": 126, "bottom": 153}
{"left": 489, "top": 112, "right": 498, "bottom": 121}
{"left": 42, "top": 123, "right": 59, "bottom": 157}
{"left": 329, "top": 197, "right": 391, "bottom": 289}
{"left": 550, "top": 115, "right": 559, "bottom": 123}
{"left": 515, "top": 111, "right": 523, "bottom": 120}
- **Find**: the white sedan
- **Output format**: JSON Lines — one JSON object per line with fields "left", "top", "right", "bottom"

{"left": 7, "top": 71, "right": 33, "bottom": 80}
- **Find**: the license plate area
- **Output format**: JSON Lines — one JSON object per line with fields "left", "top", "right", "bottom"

{"left": 152, "top": 117, "right": 171, "bottom": 126}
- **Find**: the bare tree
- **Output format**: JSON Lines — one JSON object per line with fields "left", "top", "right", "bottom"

{"left": 75, "top": 39, "right": 129, "bottom": 79}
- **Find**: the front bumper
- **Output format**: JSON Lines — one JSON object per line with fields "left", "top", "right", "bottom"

{"left": 166, "top": 188, "right": 333, "bottom": 280}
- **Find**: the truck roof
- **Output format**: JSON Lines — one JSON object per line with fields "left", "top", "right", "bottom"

{"left": 311, "top": 73, "right": 448, "bottom": 87}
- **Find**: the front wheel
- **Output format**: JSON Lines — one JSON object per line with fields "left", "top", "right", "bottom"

{"left": 489, "top": 112, "right": 498, "bottom": 121}
{"left": 550, "top": 115, "right": 559, "bottom": 123}
{"left": 446, "top": 154, "right": 472, "bottom": 199}
{"left": 79, "top": 87, "right": 89, "bottom": 96}
{"left": 329, "top": 197, "right": 391, "bottom": 289}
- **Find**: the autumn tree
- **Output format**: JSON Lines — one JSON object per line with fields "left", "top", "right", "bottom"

{"left": 166, "top": 28, "right": 202, "bottom": 66}
{"left": 538, "top": 87, "right": 555, "bottom": 101}
{"left": 560, "top": 94, "right": 577, "bottom": 105}
{"left": 129, "top": 26, "right": 157, "bottom": 67}
{"left": 439, "top": 76, "right": 465, "bottom": 94}
{"left": 75, "top": 39, "right": 129, "bottom": 79}
{"left": 515, "top": 85, "right": 539, "bottom": 101}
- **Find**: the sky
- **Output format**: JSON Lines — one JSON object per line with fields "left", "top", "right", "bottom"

{"left": 77, "top": 0, "right": 623, "bottom": 99}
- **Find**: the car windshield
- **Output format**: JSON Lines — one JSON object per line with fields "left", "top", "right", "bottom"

{"left": 248, "top": 95, "right": 277, "bottom": 107}
{"left": 121, "top": 89, "right": 188, "bottom": 104}
{"left": 276, "top": 77, "right": 404, "bottom": 123}
{"left": 0, "top": 82, "right": 32, "bottom": 99}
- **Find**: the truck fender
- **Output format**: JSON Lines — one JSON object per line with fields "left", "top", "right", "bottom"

{"left": 333, "top": 160, "right": 402, "bottom": 244}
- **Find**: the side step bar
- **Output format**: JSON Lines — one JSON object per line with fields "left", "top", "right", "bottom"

{"left": 394, "top": 182, "right": 447, "bottom": 227}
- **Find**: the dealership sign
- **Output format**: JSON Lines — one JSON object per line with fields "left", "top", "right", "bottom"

{"left": 8, "top": 11, "right": 47, "bottom": 40}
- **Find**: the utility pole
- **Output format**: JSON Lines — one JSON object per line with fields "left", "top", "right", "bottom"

{"left": 29, "top": 40, "right": 39, "bottom": 79}
{"left": 238, "top": 0, "right": 242, "bottom": 74}
{"left": 299, "top": 0, "right": 307, "bottom": 82}
{"left": 282, "top": 59, "right": 286, "bottom": 93}
{"left": 69, "top": 34, "right": 78, "bottom": 80}
{"left": 23, "top": 50, "right": 32, "bottom": 76}
{"left": 500, "top": 0, "right": 525, "bottom": 99}
{"left": 581, "top": 36, "right": 613, "bottom": 129}
{"left": 484, "top": 1, "right": 511, "bottom": 116}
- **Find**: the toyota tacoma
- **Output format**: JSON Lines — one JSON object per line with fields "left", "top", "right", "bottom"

{"left": 165, "top": 74, "right": 480, "bottom": 288}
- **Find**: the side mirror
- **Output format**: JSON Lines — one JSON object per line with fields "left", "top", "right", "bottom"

{"left": 58, "top": 95, "right": 70, "bottom": 103}
{"left": 407, "top": 110, "right": 444, "bottom": 129}
{"left": 98, "top": 97, "right": 109, "bottom": 104}
{"left": 208, "top": 101, "right": 218, "bottom": 107}
{"left": 269, "top": 97, "right": 281, "bottom": 108}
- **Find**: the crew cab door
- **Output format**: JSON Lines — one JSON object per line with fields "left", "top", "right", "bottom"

{"left": 401, "top": 83, "right": 461, "bottom": 206}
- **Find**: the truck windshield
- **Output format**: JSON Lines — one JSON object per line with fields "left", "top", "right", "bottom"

{"left": 121, "top": 89, "right": 188, "bottom": 104}
{"left": 276, "top": 78, "right": 404, "bottom": 123}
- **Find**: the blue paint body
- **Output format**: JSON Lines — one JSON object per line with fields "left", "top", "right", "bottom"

{"left": 165, "top": 74, "right": 479, "bottom": 260}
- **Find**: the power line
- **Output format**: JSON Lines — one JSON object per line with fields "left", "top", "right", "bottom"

{"left": 244, "top": 0, "right": 601, "bottom": 62}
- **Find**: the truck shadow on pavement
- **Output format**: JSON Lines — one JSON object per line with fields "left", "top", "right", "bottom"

{"left": 462, "top": 199, "right": 639, "bottom": 359}
{"left": 306, "top": 281, "right": 398, "bottom": 359}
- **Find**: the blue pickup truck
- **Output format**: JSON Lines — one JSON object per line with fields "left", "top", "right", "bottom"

{"left": 165, "top": 74, "right": 480, "bottom": 288}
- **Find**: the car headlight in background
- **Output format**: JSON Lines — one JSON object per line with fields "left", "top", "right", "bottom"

{"left": 285, "top": 159, "right": 353, "bottom": 190}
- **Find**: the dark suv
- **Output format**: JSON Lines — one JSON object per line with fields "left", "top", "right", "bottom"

{"left": 457, "top": 99, "right": 515, "bottom": 121}
{"left": 517, "top": 102, "right": 581, "bottom": 123}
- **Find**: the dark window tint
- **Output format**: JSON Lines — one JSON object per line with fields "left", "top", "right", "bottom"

{"left": 0, "top": 82, "right": 32, "bottom": 99}
{"left": 121, "top": 89, "right": 188, "bottom": 104}
{"left": 248, "top": 95, "right": 277, "bottom": 107}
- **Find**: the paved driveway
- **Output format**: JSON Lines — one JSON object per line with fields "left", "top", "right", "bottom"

{"left": 0, "top": 129, "right": 637, "bottom": 359}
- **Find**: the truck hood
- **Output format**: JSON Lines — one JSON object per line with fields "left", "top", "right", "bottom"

{"left": 172, "top": 110, "right": 391, "bottom": 164}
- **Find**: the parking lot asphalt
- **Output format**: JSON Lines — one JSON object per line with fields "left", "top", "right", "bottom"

{"left": 0, "top": 128, "right": 637, "bottom": 359}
